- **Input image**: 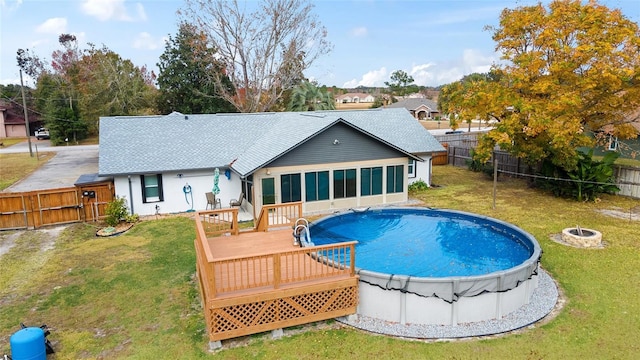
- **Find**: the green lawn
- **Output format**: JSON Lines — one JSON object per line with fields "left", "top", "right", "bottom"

{"left": 1, "top": 165, "right": 639, "bottom": 359}
{"left": 0, "top": 152, "right": 55, "bottom": 191}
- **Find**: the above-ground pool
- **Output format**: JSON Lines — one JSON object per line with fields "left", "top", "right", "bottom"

{"left": 308, "top": 207, "right": 542, "bottom": 326}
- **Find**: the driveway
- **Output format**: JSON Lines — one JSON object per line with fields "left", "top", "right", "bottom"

{"left": 1, "top": 138, "right": 99, "bottom": 192}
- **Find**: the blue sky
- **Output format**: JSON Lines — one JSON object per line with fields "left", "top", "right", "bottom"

{"left": 1, "top": 0, "right": 639, "bottom": 88}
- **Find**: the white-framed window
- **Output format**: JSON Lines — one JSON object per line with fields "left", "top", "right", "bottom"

{"left": 408, "top": 159, "right": 416, "bottom": 178}
{"left": 141, "top": 174, "right": 163, "bottom": 203}
{"left": 608, "top": 135, "right": 618, "bottom": 151}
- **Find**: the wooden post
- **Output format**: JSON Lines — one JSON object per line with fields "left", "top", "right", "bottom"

{"left": 350, "top": 243, "right": 356, "bottom": 276}
{"left": 493, "top": 160, "right": 498, "bottom": 210}
{"left": 273, "top": 254, "right": 281, "bottom": 289}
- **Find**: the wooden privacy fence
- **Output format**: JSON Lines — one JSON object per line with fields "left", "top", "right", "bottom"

{"left": 445, "top": 145, "right": 640, "bottom": 199}
{"left": 446, "top": 146, "right": 531, "bottom": 175}
{"left": 615, "top": 166, "right": 640, "bottom": 198}
{"left": 432, "top": 143, "right": 448, "bottom": 165}
{"left": 0, "top": 181, "right": 114, "bottom": 230}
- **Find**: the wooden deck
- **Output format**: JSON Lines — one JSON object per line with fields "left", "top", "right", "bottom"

{"left": 207, "top": 229, "right": 295, "bottom": 259}
{"left": 194, "top": 203, "right": 359, "bottom": 342}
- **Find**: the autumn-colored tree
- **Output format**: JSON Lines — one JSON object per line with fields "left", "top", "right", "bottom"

{"left": 180, "top": 0, "right": 331, "bottom": 113}
{"left": 76, "top": 45, "right": 158, "bottom": 129}
{"left": 439, "top": 72, "right": 502, "bottom": 132}
{"left": 19, "top": 36, "right": 158, "bottom": 137}
{"left": 447, "top": 0, "right": 640, "bottom": 170}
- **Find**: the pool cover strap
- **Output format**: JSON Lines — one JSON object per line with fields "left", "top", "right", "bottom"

{"left": 359, "top": 257, "right": 540, "bottom": 304}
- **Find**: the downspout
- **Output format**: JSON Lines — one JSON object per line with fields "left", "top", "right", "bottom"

{"left": 128, "top": 175, "right": 135, "bottom": 214}
{"left": 428, "top": 157, "right": 433, "bottom": 187}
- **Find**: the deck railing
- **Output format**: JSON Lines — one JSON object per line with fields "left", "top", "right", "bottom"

{"left": 255, "top": 202, "right": 302, "bottom": 231}
{"left": 210, "top": 242, "right": 356, "bottom": 296}
{"left": 197, "top": 208, "right": 239, "bottom": 238}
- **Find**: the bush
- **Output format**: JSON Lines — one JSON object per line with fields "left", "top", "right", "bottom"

{"left": 466, "top": 149, "right": 494, "bottom": 177}
{"left": 105, "top": 196, "right": 130, "bottom": 227}
{"left": 409, "top": 179, "right": 430, "bottom": 193}
{"left": 125, "top": 214, "right": 140, "bottom": 223}
{"left": 536, "top": 149, "right": 620, "bottom": 201}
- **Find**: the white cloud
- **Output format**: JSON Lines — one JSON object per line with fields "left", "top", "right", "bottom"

{"left": 409, "top": 62, "right": 436, "bottom": 86}
{"left": 35, "top": 18, "right": 67, "bottom": 34}
{"left": 342, "top": 67, "right": 387, "bottom": 88}
{"left": 407, "top": 49, "right": 497, "bottom": 87}
{"left": 132, "top": 32, "right": 165, "bottom": 50}
{"left": 350, "top": 26, "right": 368, "bottom": 38}
{"left": 461, "top": 49, "right": 494, "bottom": 73}
{"left": 135, "top": 2, "right": 147, "bottom": 21}
{"left": 81, "top": 0, "right": 133, "bottom": 21}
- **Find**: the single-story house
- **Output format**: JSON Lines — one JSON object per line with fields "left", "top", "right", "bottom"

{"left": 335, "top": 93, "right": 375, "bottom": 104}
{"left": 98, "top": 108, "right": 445, "bottom": 218}
{"left": 0, "top": 100, "right": 43, "bottom": 139}
{"left": 593, "top": 114, "right": 640, "bottom": 159}
{"left": 386, "top": 98, "right": 440, "bottom": 120}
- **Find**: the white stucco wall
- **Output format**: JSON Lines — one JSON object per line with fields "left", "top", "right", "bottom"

{"left": 409, "top": 153, "right": 433, "bottom": 186}
{"left": 113, "top": 169, "right": 243, "bottom": 216}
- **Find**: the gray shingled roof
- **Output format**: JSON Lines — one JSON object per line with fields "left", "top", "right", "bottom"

{"left": 98, "top": 108, "right": 445, "bottom": 177}
{"left": 387, "top": 98, "right": 439, "bottom": 112}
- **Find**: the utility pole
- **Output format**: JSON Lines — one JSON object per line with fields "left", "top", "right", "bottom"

{"left": 19, "top": 69, "right": 34, "bottom": 157}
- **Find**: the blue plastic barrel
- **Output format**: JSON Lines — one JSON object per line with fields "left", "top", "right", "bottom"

{"left": 10, "top": 327, "right": 46, "bottom": 360}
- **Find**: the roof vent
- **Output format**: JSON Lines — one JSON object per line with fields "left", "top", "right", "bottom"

{"left": 184, "top": 115, "right": 188, "bottom": 120}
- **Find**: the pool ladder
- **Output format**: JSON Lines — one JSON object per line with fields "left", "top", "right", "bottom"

{"left": 293, "top": 218, "right": 313, "bottom": 247}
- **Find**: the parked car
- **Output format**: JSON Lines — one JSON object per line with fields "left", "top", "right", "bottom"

{"left": 35, "top": 127, "right": 50, "bottom": 140}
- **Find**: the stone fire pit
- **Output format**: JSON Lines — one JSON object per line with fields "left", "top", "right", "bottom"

{"left": 561, "top": 227, "right": 602, "bottom": 248}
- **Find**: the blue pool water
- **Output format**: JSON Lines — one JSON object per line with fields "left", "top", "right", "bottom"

{"left": 309, "top": 208, "right": 535, "bottom": 277}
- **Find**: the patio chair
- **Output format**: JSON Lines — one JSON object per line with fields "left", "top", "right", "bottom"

{"left": 229, "top": 192, "right": 244, "bottom": 208}
{"left": 205, "top": 192, "right": 220, "bottom": 209}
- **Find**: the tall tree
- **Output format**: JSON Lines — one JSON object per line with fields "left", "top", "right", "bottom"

{"left": 180, "top": 0, "right": 331, "bottom": 113}
{"left": 439, "top": 72, "right": 502, "bottom": 132}
{"left": 287, "top": 80, "right": 335, "bottom": 111}
{"left": 19, "top": 36, "right": 158, "bottom": 137}
{"left": 385, "top": 70, "right": 419, "bottom": 99}
{"left": 456, "top": 0, "right": 640, "bottom": 170}
{"left": 76, "top": 45, "right": 158, "bottom": 128}
{"left": 156, "top": 23, "right": 236, "bottom": 114}
{"left": 33, "top": 72, "right": 85, "bottom": 145}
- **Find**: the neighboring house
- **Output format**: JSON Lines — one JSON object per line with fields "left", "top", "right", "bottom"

{"left": 335, "top": 93, "right": 376, "bottom": 104}
{"left": 0, "top": 100, "right": 42, "bottom": 138}
{"left": 386, "top": 98, "right": 440, "bottom": 120}
{"left": 99, "top": 108, "right": 445, "bottom": 218}
{"left": 594, "top": 114, "right": 640, "bottom": 159}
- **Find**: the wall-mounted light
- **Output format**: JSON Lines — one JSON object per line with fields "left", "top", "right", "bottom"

{"left": 266, "top": 169, "right": 271, "bottom": 175}
{"left": 177, "top": 173, "right": 183, "bottom": 178}
{"left": 333, "top": 139, "right": 340, "bottom": 145}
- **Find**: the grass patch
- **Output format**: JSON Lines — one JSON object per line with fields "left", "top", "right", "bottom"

{"left": 1, "top": 165, "right": 639, "bottom": 359}
{"left": 0, "top": 138, "right": 27, "bottom": 147}
{"left": 0, "top": 152, "right": 55, "bottom": 190}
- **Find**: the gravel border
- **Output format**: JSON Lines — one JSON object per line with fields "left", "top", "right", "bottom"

{"left": 337, "top": 268, "right": 559, "bottom": 339}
